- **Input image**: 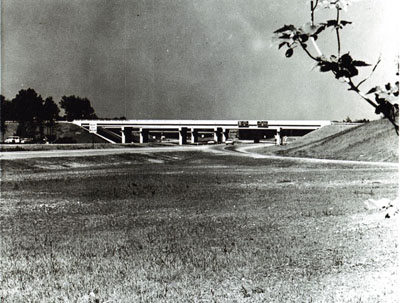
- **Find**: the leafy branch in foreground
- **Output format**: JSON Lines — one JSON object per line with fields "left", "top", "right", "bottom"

{"left": 272, "top": 0, "right": 399, "bottom": 134}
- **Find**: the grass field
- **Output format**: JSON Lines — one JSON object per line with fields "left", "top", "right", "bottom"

{"left": 0, "top": 151, "right": 399, "bottom": 302}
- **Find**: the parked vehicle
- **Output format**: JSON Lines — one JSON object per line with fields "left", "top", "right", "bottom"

{"left": 21, "top": 138, "right": 34, "bottom": 144}
{"left": 4, "top": 136, "right": 21, "bottom": 143}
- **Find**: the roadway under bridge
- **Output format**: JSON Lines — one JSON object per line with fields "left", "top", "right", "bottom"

{"left": 72, "top": 120, "right": 332, "bottom": 145}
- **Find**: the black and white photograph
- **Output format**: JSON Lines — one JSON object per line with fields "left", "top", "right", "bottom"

{"left": 0, "top": 0, "right": 399, "bottom": 301}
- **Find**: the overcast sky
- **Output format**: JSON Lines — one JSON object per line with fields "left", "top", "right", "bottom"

{"left": 1, "top": 0, "right": 399, "bottom": 120}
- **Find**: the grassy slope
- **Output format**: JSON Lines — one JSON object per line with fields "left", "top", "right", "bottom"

{"left": 53, "top": 122, "right": 107, "bottom": 143}
{"left": 2, "top": 122, "right": 107, "bottom": 144}
{"left": 262, "top": 119, "right": 399, "bottom": 162}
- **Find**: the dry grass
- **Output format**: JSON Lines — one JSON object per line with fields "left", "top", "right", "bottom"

{"left": 1, "top": 152, "right": 399, "bottom": 302}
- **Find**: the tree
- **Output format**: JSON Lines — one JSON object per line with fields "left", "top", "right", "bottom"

{"left": 343, "top": 116, "right": 352, "bottom": 123}
{"left": 11, "top": 88, "right": 45, "bottom": 138}
{"left": 12, "top": 89, "right": 43, "bottom": 122}
{"left": 60, "top": 95, "right": 98, "bottom": 121}
{"left": 1, "top": 95, "right": 13, "bottom": 140}
{"left": 273, "top": 0, "right": 399, "bottom": 134}
{"left": 40, "top": 97, "right": 60, "bottom": 138}
{"left": 6, "top": 89, "right": 62, "bottom": 140}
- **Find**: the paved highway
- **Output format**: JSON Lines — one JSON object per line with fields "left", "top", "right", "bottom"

{"left": 0, "top": 145, "right": 210, "bottom": 160}
{"left": 1, "top": 144, "right": 398, "bottom": 167}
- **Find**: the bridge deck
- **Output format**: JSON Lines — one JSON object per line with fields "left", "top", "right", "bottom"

{"left": 73, "top": 119, "right": 331, "bottom": 130}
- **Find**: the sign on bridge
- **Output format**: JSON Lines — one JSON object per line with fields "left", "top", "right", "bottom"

{"left": 238, "top": 121, "right": 249, "bottom": 128}
{"left": 89, "top": 122, "right": 97, "bottom": 133}
{"left": 257, "top": 121, "right": 269, "bottom": 128}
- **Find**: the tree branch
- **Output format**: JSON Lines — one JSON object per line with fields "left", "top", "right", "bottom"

{"left": 348, "top": 79, "right": 399, "bottom": 133}
{"left": 313, "top": 0, "right": 319, "bottom": 10}
{"left": 298, "top": 41, "right": 319, "bottom": 61}
{"left": 311, "top": 1, "right": 315, "bottom": 25}
{"left": 282, "top": 1, "right": 399, "bottom": 134}
{"left": 310, "top": 38, "right": 323, "bottom": 57}
{"left": 335, "top": 8, "right": 341, "bottom": 57}
{"left": 310, "top": 0, "right": 319, "bottom": 25}
{"left": 356, "top": 56, "right": 381, "bottom": 89}
{"left": 309, "top": 1, "right": 323, "bottom": 57}
{"left": 347, "top": 79, "right": 377, "bottom": 108}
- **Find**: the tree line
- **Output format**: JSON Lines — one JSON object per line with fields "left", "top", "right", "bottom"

{"left": 1, "top": 88, "right": 97, "bottom": 141}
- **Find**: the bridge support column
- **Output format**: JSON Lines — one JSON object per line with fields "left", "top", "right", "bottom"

{"left": 190, "top": 128, "right": 198, "bottom": 144}
{"left": 275, "top": 128, "right": 282, "bottom": 145}
{"left": 139, "top": 128, "right": 149, "bottom": 144}
{"left": 121, "top": 127, "right": 126, "bottom": 144}
{"left": 179, "top": 127, "right": 187, "bottom": 145}
{"left": 213, "top": 128, "right": 222, "bottom": 143}
{"left": 222, "top": 128, "right": 229, "bottom": 143}
{"left": 123, "top": 127, "right": 133, "bottom": 143}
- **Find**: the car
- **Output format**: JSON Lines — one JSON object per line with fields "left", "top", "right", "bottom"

{"left": 21, "top": 138, "right": 34, "bottom": 144}
{"left": 4, "top": 136, "right": 21, "bottom": 143}
{"left": 225, "top": 139, "right": 235, "bottom": 145}
{"left": 207, "top": 140, "right": 216, "bottom": 144}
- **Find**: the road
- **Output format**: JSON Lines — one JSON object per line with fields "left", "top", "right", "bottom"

{"left": 1, "top": 143, "right": 398, "bottom": 167}
{"left": 0, "top": 145, "right": 210, "bottom": 160}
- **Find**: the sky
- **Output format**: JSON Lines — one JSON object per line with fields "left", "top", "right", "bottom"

{"left": 1, "top": 0, "right": 399, "bottom": 120}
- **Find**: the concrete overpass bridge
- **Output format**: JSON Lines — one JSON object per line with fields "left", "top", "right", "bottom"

{"left": 72, "top": 120, "right": 332, "bottom": 145}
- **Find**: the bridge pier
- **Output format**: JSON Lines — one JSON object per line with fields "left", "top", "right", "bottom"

{"left": 275, "top": 128, "right": 282, "bottom": 145}
{"left": 121, "top": 127, "right": 126, "bottom": 144}
{"left": 139, "top": 128, "right": 149, "bottom": 144}
{"left": 179, "top": 127, "right": 187, "bottom": 145}
{"left": 122, "top": 127, "right": 133, "bottom": 143}
{"left": 190, "top": 128, "right": 198, "bottom": 144}
{"left": 222, "top": 128, "right": 229, "bottom": 143}
{"left": 214, "top": 127, "right": 223, "bottom": 143}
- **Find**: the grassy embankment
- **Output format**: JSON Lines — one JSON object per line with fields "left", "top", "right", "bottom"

{"left": 1, "top": 150, "right": 398, "bottom": 302}
{"left": 259, "top": 119, "right": 399, "bottom": 163}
